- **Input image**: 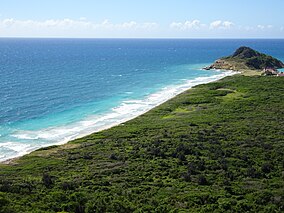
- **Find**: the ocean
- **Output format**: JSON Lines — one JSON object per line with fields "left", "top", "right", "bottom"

{"left": 1, "top": 39, "right": 284, "bottom": 162}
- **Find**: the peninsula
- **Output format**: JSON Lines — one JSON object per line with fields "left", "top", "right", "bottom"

{"left": 204, "top": 46, "right": 284, "bottom": 75}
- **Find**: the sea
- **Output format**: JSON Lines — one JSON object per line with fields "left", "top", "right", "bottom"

{"left": 1, "top": 39, "right": 284, "bottom": 162}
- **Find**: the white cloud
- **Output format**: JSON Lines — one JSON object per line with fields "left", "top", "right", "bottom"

{"left": 223, "top": 21, "right": 234, "bottom": 28}
{"left": 2, "top": 18, "right": 15, "bottom": 27}
{"left": 170, "top": 22, "right": 183, "bottom": 29}
{"left": 0, "top": 18, "right": 152, "bottom": 29}
{"left": 92, "top": 20, "right": 158, "bottom": 30}
{"left": 257, "top": 24, "right": 274, "bottom": 30}
{"left": 257, "top": 25, "right": 265, "bottom": 30}
{"left": 170, "top": 20, "right": 234, "bottom": 31}
{"left": 0, "top": 18, "right": 156, "bottom": 30}
{"left": 170, "top": 20, "right": 234, "bottom": 32}
{"left": 0, "top": 18, "right": 93, "bottom": 29}
{"left": 0, "top": 18, "right": 281, "bottom": 38}
{"left": 170, "top": 20, "right": 204, "bottom": 30}
{"left": 0, "top": 18, "right": 159, "bottom": 37}
{"left": 210, "top": 20, "right": 234, "bottom": 29}
{"left": 120, "top": 21, "right": 137, "bottom": 29}
{"left": 210, "top": 20, "right": 222, "bottom": 29}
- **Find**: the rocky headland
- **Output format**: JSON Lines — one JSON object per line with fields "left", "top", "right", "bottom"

{"left": 204, "top": 46, "right": 284, "bottom": 75}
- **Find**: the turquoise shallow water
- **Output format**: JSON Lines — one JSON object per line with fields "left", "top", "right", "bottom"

{"left": 0, "top": 39, "right": 284, "bottom": 161}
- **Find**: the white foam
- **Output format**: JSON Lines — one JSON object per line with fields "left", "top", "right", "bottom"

{"left": 0, "top": 70, "right": 238, "bottom": 162}
{"left": 12, "top": 133, "right": 40, "bottom": 140}
{"left": 0, "top": 142, "right": 35, "bottom": 162}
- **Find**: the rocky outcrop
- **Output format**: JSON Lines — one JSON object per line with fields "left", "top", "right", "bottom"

{"left": 204, "top": 46, "right": 284, "bottom": 72}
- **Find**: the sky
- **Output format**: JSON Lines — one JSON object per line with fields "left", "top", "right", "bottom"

{"left": 0, "top": 0, "right": 283, "bottom": 38}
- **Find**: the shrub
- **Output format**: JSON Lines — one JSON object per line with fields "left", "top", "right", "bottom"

{"left": 42, "top": 173, "right": 53, "bottom": 188}
{"left": 198, "top": 175, "right": 208, "bottom": 185}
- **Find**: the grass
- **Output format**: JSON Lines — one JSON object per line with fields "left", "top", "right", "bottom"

{"left": 0, "top": 75, "right": 283, "bottom": 212}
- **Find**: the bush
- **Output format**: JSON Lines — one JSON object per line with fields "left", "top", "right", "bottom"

{"left": 261, "top": 163, "right": 273, "bottom": 174}
{"left": 198, "top": 175, "right": 208, "bottom": 185}
{"left": 42, "top": 173, "right": 53, "bottom": 188}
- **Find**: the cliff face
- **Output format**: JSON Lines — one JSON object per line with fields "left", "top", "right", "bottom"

{"left": 205, "top": 46, "right": 284, "bottom": 71}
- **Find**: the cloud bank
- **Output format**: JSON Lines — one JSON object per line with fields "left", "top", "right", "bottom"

{"left": 0, "top": 18, "right": 159, "bottom": 37}
{"left": 0, "top": 18, "right": 158, "bottom": 30}
{"left": 0, "top": 18, "right": 282, "bottom": 38}
{"left": 170, "top": 20, "right": 205, "bottom": 30}
{"left": 169, "top": 19, "right": 283, "bottom": 38}
{"left": 209, "top": 20, "right": 234, "bottom": 29}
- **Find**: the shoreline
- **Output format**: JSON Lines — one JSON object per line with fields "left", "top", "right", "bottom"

{"left": 1, "top": 70, "right": 238, "bottom": 165}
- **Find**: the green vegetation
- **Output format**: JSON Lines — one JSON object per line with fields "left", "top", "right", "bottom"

{"left": 0, "top": 75, "right": 284, "bottom": 212}
{"left": 206, "top": 47, "right": 284, "bottom": 74}
{"left": 228, "top": 46, "right": 284, "bottom": 69}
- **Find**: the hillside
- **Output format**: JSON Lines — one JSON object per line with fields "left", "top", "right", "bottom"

{"left": 204, "top": 46, "right": 284, "bottom": 73}
{"left": 0, "top": 75, "right": 284, "bottom": 212}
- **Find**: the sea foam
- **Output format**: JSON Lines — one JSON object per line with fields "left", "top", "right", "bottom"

{"left": 1, "top": 70, "right": 236, "bottom": 162}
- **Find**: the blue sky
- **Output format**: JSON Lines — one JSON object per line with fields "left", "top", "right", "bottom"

{"left": 0, "top": 0, "right": 283, "bottom": 38}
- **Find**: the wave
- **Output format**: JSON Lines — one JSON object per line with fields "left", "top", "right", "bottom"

{"left": 0, "top": 142, "right": 34, "bottom": 160}
{"left": 0, "top": 70, "right": 237, "bottom": 162}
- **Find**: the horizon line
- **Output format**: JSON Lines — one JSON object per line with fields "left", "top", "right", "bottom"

{"left": 0, "top": 37, "right": 284, "bottom": 40}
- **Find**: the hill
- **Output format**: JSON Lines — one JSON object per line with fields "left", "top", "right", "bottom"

{"left": 204, "top": 46, "right": 284, "bottom": 73}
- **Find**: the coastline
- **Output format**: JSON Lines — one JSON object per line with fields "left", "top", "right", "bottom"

{"left": 1, "top": 72, "right": 283, "bottom": 212}
{"left": 1, "top": 69, "right": 238, "bottom": 164}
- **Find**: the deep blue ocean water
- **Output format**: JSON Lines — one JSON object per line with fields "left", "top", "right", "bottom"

{"left": 0, "top": 39, "right": 284, "bottom": 161}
